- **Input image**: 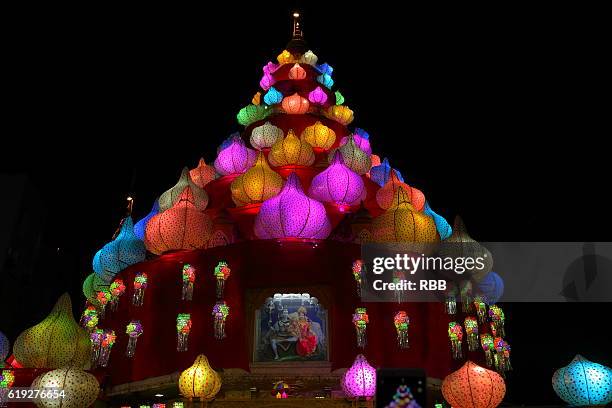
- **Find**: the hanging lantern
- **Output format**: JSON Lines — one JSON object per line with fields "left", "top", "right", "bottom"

{"left": 488, "top": 305, "right": 505, "bottom": 337}
{"left": 134, "top": 200, "right": 159, "bottom": 241}
{"left": 423, "top": 201, "right": 452, "bottom": 240}
{"left": 308, "top": 151, "right": 366, "bottom": 208}
{"left": 473, "top": 295, "right": 487, "bottom": 324}
{"left": 33, "top": 366, "right": 100, "bottom": 408}
{"left": 342, "top": 354, "right": 376, "bottom": 399}
{"left": 300, "top": 121, "right": 336, "bottom": 151}
{"left": 250, "top": 121, "right": 284, "bottom": 150}
{"left": 393, "top": 311, "right": 410, "bottom": 349}
{"left": 288, "top": 63, "right": 307, "bottom": 80}
{"left": 445, "top": 282, "right": 458, "bottom": 315}
{"left": 272, "top": 381, "right": 290, "bottom": 398}
{"left": 80, "top": 305, "right": 98, "bottom": 331}
{"left": 236, "top": 104, "right": 271, "bottom": 127}
{"left": 308, "top": 86, "right": 328, "bottom": 105}
{"left": 263, "top": 86, "right": 284, "bottom": 105}
{"left": 448, "top": 322, "right": 463, "bottom": 359}
{"left": 212, "top": 301, "right": 229, "bottom": 340}
{"left": 231, "top": 152, "right": 284, "bottom": 206}
{"left": 299, "top": 50, "right": 318, "bottom": 65}
{"left": 459, "top": 280, "right": 473, "bottom": 313}
{"left": 214, "top": 135, "right": 258, "bottom": 176}
{"left": 95, "top": 290, "right": 111, "bottom": 317}
{"left": 493, "top": 337, "right": 511, "bottom": 375}
{"left": 268, "top": 129, "right": 315, "bottom": 167}
{"left": 158, "top": 168, "right": 209, "bottom": 212}
{"left": 254, "top": 173, "right": 331, "bottom": 239}
{"left": 109, "top": 278, "right": 126, "bottom": 311}
{"left": 98, "top": 329, "right": 116, "bottom": 367}
{"left": 442, "top": 361, "right": 506, "bottom": 408}
{"left": 317, "top": 73, "right": 334, "bottom": 89}
{"left": 352, "top": 307, "right": 369, "bottom": 348}
{"left": 0, "top": 331, "right": 9, "bottom": 362}
{"left": 89, "top": 328, "right": 103, "bottom": 367}
{"left": 335, "top": 90, "right": 345, "bottom": 105}
{"left": 125, "top": 320, "right": 143, "bottom": 358}
{"left": 464, "top": 317, "right": 479, "bottom": 352}
{"left": 328, "top": 136, "right": 371, "bottom": 175}
{"left": 176, "top": 313, "right": 192, "bottom": 352}
{"left": 477, "top": 272, "right": 504, "bottom": 305}
{"left": 352, "top": 259, "right": 364, "bottom": 296}
{"left": 181, "top": 264, "right": 196, "bottom": 301}
{"left": 178, "top": 354, "right": 222, "bottom": 401}
{"left": 480, "top": 333, "right": 495, "bottom": 367}
{"left": 214, "top": 261, "right": 231, "bottom": 299}
{"left": 552, "top": 355, "right": 612, "bottom": 406}
{"left": 252, "top": 91, "right": 261, "bottom": 105}
{"left": 189, "top": 158, "right": 217, "bottom": 189}
{"left": 324, "top": 105, "right": 354, "bottom": 125}
{"left": 376, "top": 171, "right": 426, "bottom": 212}
{"left": 0, "top": 369, "right": 15, "bottom": 388}
{"left": 282, "top": 92, "right": 310, "bottom": 115}
{"left": 132, "top": 272, "right": 148, "bottom": 306}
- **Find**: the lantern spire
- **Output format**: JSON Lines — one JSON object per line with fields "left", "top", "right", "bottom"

{"left": 286, "top": 11, "right": 307, "bottom": 54}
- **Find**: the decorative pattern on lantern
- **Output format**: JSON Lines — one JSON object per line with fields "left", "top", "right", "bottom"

{"left": 33, "top": 366, "right": 100, "bottom": 408}
{"left": 254, "top": 173, "right": 331, "bottom": 240}
{"left": 181, "top": 264, "right": 196, "bottom": 301}
{"left": 98, "top": 329, "right": 116, "bottom": 367}
{"left": 250, "top": 121, "right": 284, "bottom": 150}
{"left": 189, "top": 158, "right": 217, "bottom": 189}
{"left": 288, "top": 63, "right": 307, "bottom": 80}
{"left": 376, "top": 172, "right": 426, "bottom": 212}
{"left": 488, "top": 305, "right": 505, "bottom": 337}
{"left": 328, "top": 136, "right": 371, "bottom": 175}
{"left": 317, "top": 73, "right": 334, "bottom": 89}
{"left": 299, "top": 50, "right": 318, "bottom": 65}
{"left": 13, "top": 293, "right": 91, "bottom": 369}
{"left": 552, "top": 355, "right": 612, "bottom": 406}
{"left": 340, "top": 129, "right": 372, "bottom": 155}
{"left": 212, "top": 301, "right": 229, "bottom": 340}
{"left": 352, "top": 308, "right": 369, "bottom": 348}
{"left": 394, "top": 311, "right": 410, "bottom": 349}
{"left": 231, "top": 152, "right": 284, "bottom": 206}
{"left": 237, "top": 104, "right": 271, "bottom": 127}
{"left": 176, "top": 313, "right": 192, "bottom": 352}
{"left": 93, "top": 216, "right": 145, "bottom": 283}
{"left": 324, "top": 105, "right": 354, "bottom": 125}
{"left": 80, "top": 305, "right": 98, "bottom": 331}
{"left": 352, "top": 259, "right": 364, "bottom": 296}
{"left": 464, "top": 317, "right": 479, "bottom": 352}
{"left": 442, "top": 361, "right": 506, "bottom": 408}
{"left": 477, "top": 272, "right": 504, "bottom": 305}
{"left": 272, "top": 381, "right": 290, "bottom": 399}
{"left": 214, "top": 135, "right": 257, "bottom": 176}
{"left": 448, "top": 322, "right": 463, "bottom": 359}
{"left": 109, "top": 278, "right": 126, "bottom": 311}
{"left": 134, "top": 200, "right": 159, "bottom": 241}
{"left": 132, "top": 272, "right": 148, "bottom": 306}
{"left": 214, "top": 261, "right": 231, "bottom": 298}
{"left": 263, "top": 86, "right": 284, "bottom": 105}
{"left": 178, "top": 354, "right": 222, "bottom": 401}
{"left": 423, "top": 202, "right": 452, "bottom": 240}
{"left": 308, "top": 151, "right": 366, "bottom": 208}
{"left": 281, "top": 93, "right": 310, "bottom": 115}
{"left": 125, "top": 320, "right": 143, "bottom": 358}
{"left": 308, "top": 86, "right": 328, "bottom": 105}
{"left": 342, "top": 354, "right": 376, "bottom": 399}
{"left": 268, "top": 130, "right": 315, "bottom": 167}
{"left": 158, "top": 168, "right": 209, "bottom": 212}
{"left": 335, "top": 90, "right": 345, "bottom": 105}
{"left": 300, "top": 121, "right": 336, "bottom": 151}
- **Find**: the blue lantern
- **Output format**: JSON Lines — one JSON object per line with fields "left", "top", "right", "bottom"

{"left": 263, "top": 86, "right": 283, "bottom": 105}
{"left": 552, "top": 355, "right": 612, "bottom": 406}
{"left": 317, "top": 74, "right": 334, "bottom": 89}
{"left": 93, "top": 217, "right": 145, "bottom": 282}
{"left": 476, "top": 271, "right": 504, "bottom": 304}
{"left": 424, "top": 202, "right": 453, "bottom": 241}
{"left": 0, "top": 330, "right": 9, "bottom": 362}
{"left": 316, "top": 63, "right": 333, "bottom": 76}
{"left": 134, "top": 200, "right": 159, "bottom": 241}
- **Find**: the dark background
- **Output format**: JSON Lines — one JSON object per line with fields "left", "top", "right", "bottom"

{"left": 1, "top": 1, "right": 609, "bottom": 405}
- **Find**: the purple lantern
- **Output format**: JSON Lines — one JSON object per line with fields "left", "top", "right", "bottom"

{"left": 340, "top": 133, "right": 372, "bottom": 155}
{"left": 260, "top": 72, "right": 275, "bottom": 90}
{"left": 308, "top": 151, "right": 366, "bottom": 208}
{"left": 214, "top": 135, "right": 257, "bottom": 176}
{"left": 254, "top": 172, "right": 331, "bottom": 239}
{"left": 308, "top": 86, "right": 328, "bottom": 105}
{"left": 342, "top": 354, "right": 377, "bottom": 399}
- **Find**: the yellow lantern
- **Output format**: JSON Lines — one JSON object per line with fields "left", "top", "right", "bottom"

{"left": 277, "top": 49, "right": 295, "bottom": 65}
{"left": 231, "top": 152, "right": 284, "bottom": 206}
{"left": 33, "top": 366, "right": 99, "bottom": 408}
{"left": 300, "top": 121, "right": 337, "bottom": 151}
{"left": 178, "top": 354, "right": 222, "bottom": 401}
{"left": 268, "top": 130, "right": 315, "bottom": 167}
{"left": 324, "top": 105, "right": 354, "bottom": 126}
{"left": 281, "top": 93, "right": 310, "bottom": 115}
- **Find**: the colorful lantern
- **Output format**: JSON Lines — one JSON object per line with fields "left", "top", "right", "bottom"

{"left": 189, "top": 158, "right": 217, "bottom": 189}
{"left": 288, "top": 63, "right": 307, "bottom": 80}
{"left": 82, "top": 273, "right": 109, "bottom": 303}
{"left": 134, "top": 200, "right": 159, "bottom": 241}
{"left": 477, "top": 272, "right": 504, "bottom": 305}
{"left": 212, "top": 301, "right": 229, "bottom": 340}
{"left": 0, "top": 331, "right": 9, "bottom": 362}
{"left": 252, "top": 91, "right": 261, "bottom": 105}
{"left": 89, "top": 328, "right": 103, "bottom": 367}
{"left": 480, "top": 333, "right": 495, "bottom": 367}
{"left": 376, "top": 172, "right": 426, "bottom": 212}
{"left": 158, "top": 168, "right": 209, "bottom": 212}
{"left": 352, "top": 307, "right": 369, "bottom": 348}
{"left": 214, "top": 261, "right": 231, "bottom": 299}
{"left": 277, "top": 49, "right": 295, "bottom": 65}
{"left": 259, "top": 72, "right": 275, "bottom": 90}
{"left": 445, "top": 282, "right": 458, "bottom": 315}
{"left": 125, "top": 320, "right": 143, "bottom": 358}
{"left": 231, "top": 152, "right": 284, "bottom": 206}
{"left": 473, "top": 295, "right": 487, "bottom": 324}
{"left": 214, "top": 135, "right": 257, "bottom": 176}
{"left": 263, "top": 86, "right": 283, "bottom": 105}
{"left": 300, "top": 121, "right": 336, "bottom": 151}
{"left": 250, "top": 121, "right": 284, "bottom": 150}
{"left": 308, "top": 86, "right": 328, "bottom": 105}
{"left": 109, "top": 278, "right": 126, "bottom": 311}
{"left": 464, "top": 317, "right": 479, "bottom": 352}
{"left": 178, "top": 354, "right": 222, "bottom": 401}
{"left": 552, "top": 355, "right": 611, "bottom": 406}
{"left": 299, "top": 50, "right": 318, "bottom": 65}
{"left": 264, "top": 61, "right": 279, "bottom": 75}
{"left": 95, "top": 290, "right": 111, "bottom": 317}
{"left": 268, "top": 129, "right": 315, "bottom": 167}
{"left": 335, "top": 90, "right": 345, "bottom": 105}
{"left": 324, "top": 105, "right": 354, "bottom": 125}
{"left": 328, "top": 136, "right": 371, "bottom": 175}
{"left": 98, "top": 329, "right": 116, "bottom": 367}
{"left": 181, "top": 264, "right": 196, "bottom": 301}
{"left": 308, "top": 151, "right": 366, "bottom": 208}
{"left": 488, "top": 305, "right": 505, "bottom": 337}
{"left": 442, "top": 361, "right": 506, "bottom": 408}
{"left": 80, "top": 305, "right": 98, "bottom": 331}
{"left": 316, "top": 62, "right": 333, "bottom": 75}
{"left": 132, "top": 272, "right": 148, "bottom": 306}
{"left": 13, "top": 293, "right": 91, "bottom": 369}
{"left": 459, "top": 280, "right": 473, "bottom": 313}
{"left": 236, "top": 104, "right": 271, "bottom": 127}
{"left": 342, "top": 354, "right": 376, "bottom": 399}
{"left": 423, "top": 202, "right": 452, "bottom": 240}
{"left": 493, "top": 337, "right": 512, "bottom": 375}
{"left": 176, "top": 313, "right": 192, "bottom": 352}
{"left": 352, "top": 259, "right": 363, "bottom": 296}
{"left": 282, "top": 92, "right": 310, "bottom": 115}
{"left": 33, "top": 366, "right": 100, "bottom": 408}
{"left": 317, "top": 73, "right": 334, "bottom": 89}
{"left": 370, "top": 157, "right": 403, "bottom": 187}
{"left": 0, "top": 369, "right": 14, "bottom": 388}
{"left": 340, "top": 129, "right": 371, "bottom": 155}
{"left": 394, "top": 311, "right": 410, "bottom": 349}
{"left": 448, "top": 322, "right": 463, "bottom": 359}
{"left": 254, "top": 173, "right": 331, "bottom": 240}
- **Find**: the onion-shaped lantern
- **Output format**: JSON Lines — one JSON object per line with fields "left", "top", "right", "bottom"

{"left": 288, "top": 63, "right": 307, "bottom": 80}
{"left": 144, "top": 191, "right": 213, "bottom": 254}
{"left": 252, "top": 91, "right": 261, "bottom": 105}
{"left": 254, "top": 172, "right": 331, "bottom": 239}
{"left": 189, "top": 158, "right": 217, "bottom": 188}
{"left": 158, "top": 167, "right": 209, "bottom": 212}
{"left": 476, "top": 272, "right": 504, "bottom": 305}
{"left": 92, "top": 217, "right": 145, "bottom": 282}
{"left": 324, "top": 105, "right": 354, "bottom": 125}
{"left": 134, "top": 200, "right": 159, "bottom": 241}
{"left": 308, "top": 151, "right": 366, "bottom": 207}
{"left": 300, "top": 121, "right": 336, "bottom": 151}
{"left": 335, "top": 90, "right": 345, "bottom": 105}
{"left": 341, "top": 354, "right": 376, "bottom": 399}
{"left": 231, "top": 152, "right": 284, "bottom": 206}
{"left": 259, "top": 72, "right": 275, "bottom": 91}
{"left": 316, "top": 63, "right": 333, "bottom": 76}
{"left": 263, "top": 86, "right": 283, "bottom": 105}
{"left": 0, "top": 331, "right": 9, "bottom": 362}
{"left": 250, "top": 121, "right": 284, "bottom": 150}
{"left": 317, "top": 74, "right": 334, "bottom": 89}
{"left": 214, "top": 135, "right": 257, "bottom": 176}
{"left": 372, "top": 188, "right": 438, "bottom": 243}
{"left": 299, "top": 50, "right": 318, "bottom": 65}
{"left": 308, "top": 86, "right": 328, "bottom": 105}
{"left": 178, "top": 354, "right": 222, "bottom": 401}
{"left": 268, "top": 130, "right": 315, "bottom": 167}
{"left": 329, "top": 136, "right": 371, "bottom": 175}
{"left": 376, "top": 172, "right": 426, "bottom": 212}
{"left": 13, "top": 293, "right": 91, "bottom": 369}
{"left": 277, "top": 49, "right": 295, "bottom": 65}
{"left": 237, "top": 104, "right": 270, "bottom": 127}
{"left": 442, "top": 361, "right": 506, "bottom": 408}
{"left": 281, "top": 92, "right": 310, "bottom": 115}
{"left": 33, "top": 367, "right": 99, "bottom": 408}
{"left": 552, "top": 355, "right": 612, "bottom": 406}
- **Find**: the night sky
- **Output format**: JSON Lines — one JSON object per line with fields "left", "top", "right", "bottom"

{"left": 1, "top": 2, "right": 610, "bottom": 405}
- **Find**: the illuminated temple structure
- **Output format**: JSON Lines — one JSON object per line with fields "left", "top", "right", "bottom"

{"left": 2, "top": 13, "right": 515, "bottom": 408}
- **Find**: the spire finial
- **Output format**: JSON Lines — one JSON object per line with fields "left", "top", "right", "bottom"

{"left": 292, "top": 11, "right": 303, "bottom": 39}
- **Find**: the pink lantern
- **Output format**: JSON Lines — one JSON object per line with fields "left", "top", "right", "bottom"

{"left": 282, "top": 93, "right": 310, "bottom": 115}
{"left": 288, "top": 63, "right": 307, "bottom": 80}
{"left": 263, "top": 61, "right": 279, "bottom": 75}
{"left": 342, "top": 354, "right": 376, "bottom": 399}
{"left": 308, "top": 86, "right": 328, "bottom": 105}
{"left": 308, "top": 151, "right": 366, "bottom": 208}
{"left": 254, "top": 172, "right": 331, "bottom": 240}
{"left": 214, "top": 136, "right": 257, "bottom": 176}
{"left": 259, "top": 72, "right": 275, "bottom": 90}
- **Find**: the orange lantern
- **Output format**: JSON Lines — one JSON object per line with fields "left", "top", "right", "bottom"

{"left": 288, "top": 63, "right": 307, "bottom": 80}
{"left": 268, "top": 130, "right": 315, "bottom": 167}
{"left": 231, "top": 152, "right": 284, "bottom": 206}
{"left": 282, "top": 93, "right": 310, "bottom": 115}
{"left": 189, "top": 158, "right": 217, "bottom": 189}
{"left": 442, "top": 361, "right": 506, "bottom": 408}
{"left": 376, "top": 172, "right": 425, "bottom": 211}
{"left": 277, "top": 49, "right": 295, "bottom": 65}
{"left": 252, "top": 92, "right": 261, "bottom": 106}
{"left": 324, "top": 105, "right": 354, "bottom": 125}
{"left": 300, "top": 121, "right": 336, "bottom": 151}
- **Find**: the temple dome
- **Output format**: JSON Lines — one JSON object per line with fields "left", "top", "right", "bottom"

{"left": 300, "top": 121, "right": 336, "bottom": 151}
{"left": 328, "top": 135, "right": 371, "bottom": 175}
{"left": 308, "top": 152, "right": 366, "bottom": 207}
{"left": 214, "top": 135, "right": 257, "bottom": 176}
{"left": 189, "top": 158, "right": 217, "bottom": 188}
{"left": 158, "top": 167, "right": 209, "bottom": 212}
{"left": 268, "top": 130, "right": 315, "bottom": 167}
{"left": 231, "top": 152, "right": 284, "bottom": 206}
{"left": 250, "top": 121, "right": 284, "bottom": 150}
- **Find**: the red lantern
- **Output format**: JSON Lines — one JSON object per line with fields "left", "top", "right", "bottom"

{"left": 442, "top": 361, "right": 506, "bottom": 408}
{"left": 282, "top": 93, "right": 310, "bottom": 115}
